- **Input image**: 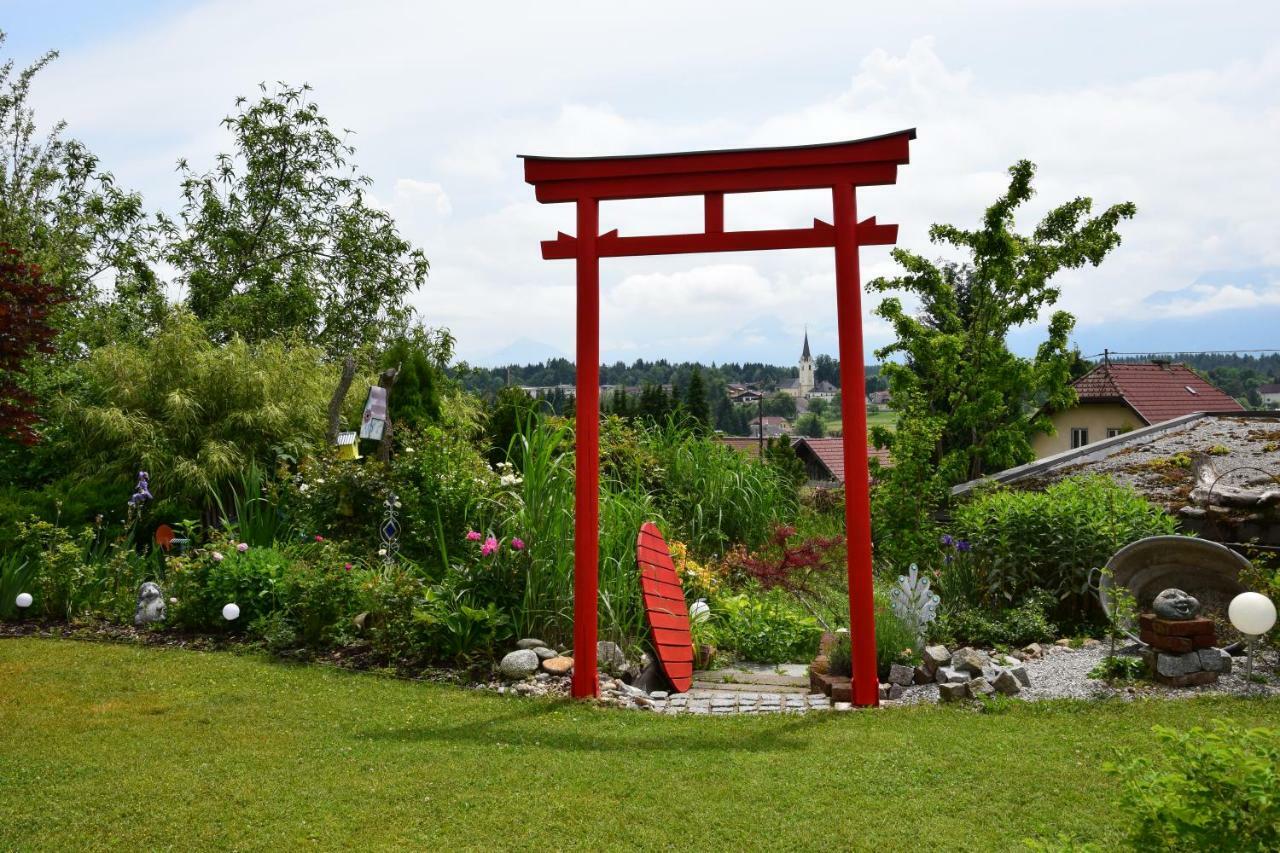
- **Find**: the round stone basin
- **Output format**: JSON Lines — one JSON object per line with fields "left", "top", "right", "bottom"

{"left": 1101, "top": 535, "right": 1251, "bottom": 639}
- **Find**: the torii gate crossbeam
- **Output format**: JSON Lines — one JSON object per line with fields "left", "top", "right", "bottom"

{"left": 522, "top": 129, "right": 916, "bottom": 707}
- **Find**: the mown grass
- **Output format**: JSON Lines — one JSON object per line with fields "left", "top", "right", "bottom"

{"left": 2, "top": 638, "right": 1277, "bottom": 851}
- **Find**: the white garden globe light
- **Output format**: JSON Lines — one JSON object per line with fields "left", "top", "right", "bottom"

{"left": 1229, "top": 592, "right": 1277, "bottom": 637}
{"left": 222, "top": 603, "right": 241, "bottom": 621}
{"left": 15, "top": 592, "right": 32, "bottom": 609}
{"left": 690, "top": 599, "right": 710, "bottom": 624}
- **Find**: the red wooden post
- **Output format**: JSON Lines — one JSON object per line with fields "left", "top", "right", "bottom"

{"left": 832, "top": 182, "right": 880, "bottom": 707}
{"left": 573, "top": 196, "right": 601, "bottom": 699}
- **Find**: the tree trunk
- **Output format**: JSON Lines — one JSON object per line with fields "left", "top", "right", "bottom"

{"left": 327, "top": 356, "right": 357, "bottom": 445}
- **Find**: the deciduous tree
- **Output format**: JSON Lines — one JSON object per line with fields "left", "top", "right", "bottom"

{"left": 164, "top": 84, "right": 429, "bottom": 356}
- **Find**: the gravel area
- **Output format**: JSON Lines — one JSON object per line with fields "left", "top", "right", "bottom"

{"left": 895, "top": 642, "right": 1280, "bottom": 706}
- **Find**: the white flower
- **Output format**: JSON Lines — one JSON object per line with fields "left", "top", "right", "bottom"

{"left": 394, "top": 500, "right": 402, "bottom": 508}
{"left": 315, "top": 478, "right": 325, "bottom": 485}
{"left": 169, "top": 597, "right": 178, "bottom": 604}
{"left": 378, "top": 548, "right": 387, "bottom": 556}
{"left": 299, "top": 484, "right": 310, "bottom": 493}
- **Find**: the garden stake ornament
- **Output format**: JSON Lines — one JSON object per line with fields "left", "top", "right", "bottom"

{"left": 524, "top": 130, "right": 916, "bottom": 703}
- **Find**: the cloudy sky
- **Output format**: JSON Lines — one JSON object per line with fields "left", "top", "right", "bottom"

{"left": 5, "top": 1, "right": 1278, "bottom": 366}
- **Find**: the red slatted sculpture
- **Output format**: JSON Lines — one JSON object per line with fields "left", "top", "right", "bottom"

{"left": 522, "top": 130, "right": 916, "bottom": 705}
{"left": 635, "top": 522, "right": 695, "bottom": 692}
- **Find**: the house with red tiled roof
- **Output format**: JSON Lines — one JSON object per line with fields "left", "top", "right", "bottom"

{"left": 1032, "top": 361, "right": 1245, "bottom": 458}
{"left": 791, "top": 437, "right": 893, "bottom": 486}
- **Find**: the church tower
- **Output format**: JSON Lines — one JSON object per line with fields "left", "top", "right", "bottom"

{"left": 798, "top": 329, "right": 815, "bottom": 397}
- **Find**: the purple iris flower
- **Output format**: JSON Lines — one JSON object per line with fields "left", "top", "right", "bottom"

{"left": 940, "top": 534, "right": 954, "bottom": 547}
{"left": 956, "top": 540, "right": 971, "bottom": 552}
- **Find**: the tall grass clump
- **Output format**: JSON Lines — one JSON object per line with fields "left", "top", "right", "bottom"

{"left": 647, "top": 420, "right": 795, "bottom": 557}
{"left": 501, "top": 418, "right": 664, "bottom": 649}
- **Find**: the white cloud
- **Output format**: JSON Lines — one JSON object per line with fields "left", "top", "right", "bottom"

{"left": 394, "top": 179, "right": 452, "bottom": 216}
{"left": 24, "top": 1, "right": 1280, "bottom": 362}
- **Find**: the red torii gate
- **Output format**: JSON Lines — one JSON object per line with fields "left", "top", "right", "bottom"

{"left": 522, "top": 129, "right": 915, "bottom": 707}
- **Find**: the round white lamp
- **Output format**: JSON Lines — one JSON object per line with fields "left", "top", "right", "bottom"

{"left": 222, "top": 603, "right": 241, "bottom": 621}
{"left": 15, "top": 592, "right": 32, "bottom": 610}
{"left": 690, "top": 599, "right": 710, "bottom": 624}
{"left": 1228, "top": 591, "right": 1276, "bottom": 686}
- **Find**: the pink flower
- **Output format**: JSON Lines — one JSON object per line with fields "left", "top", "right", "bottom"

{"left": 236, "top": 542, "right": 249, "bottom": 553}
{"left": 211, "top": 551, "right": 224, "bottom": 562}
{"left": 466, "top": 530, "right": 482, "bottom": 542}
{"left": 315, "top": 535, "right": 325, "bottom": 542}
{"left": 510, "top": 537, "right": 525, "bottom": 551}
{"left": 343, "top": 562, "right": 353, "bottom": 572}
{"left": 481, "top": 536, "right": 498, "bottom": 557}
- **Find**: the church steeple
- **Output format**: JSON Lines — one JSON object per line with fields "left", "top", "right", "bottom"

{"left": 797, "top": 327, "right": 814, "bottom": 397}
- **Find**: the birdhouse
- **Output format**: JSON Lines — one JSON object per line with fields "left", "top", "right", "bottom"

{"left": 335, "top": 431, "right": 361, "bottom": 461}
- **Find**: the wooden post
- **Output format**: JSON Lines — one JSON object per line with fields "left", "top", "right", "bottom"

{"left": 832, "top": 182, "right": 879, "bottom": 707}
{"left": 572, "top": 197, "right": 601, "bottom": 699}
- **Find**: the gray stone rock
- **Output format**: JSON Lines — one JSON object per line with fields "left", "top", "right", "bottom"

{"left": 499, "top": 649, "right": 540, "bottom": 679}
{"left": 649, "top": 691, "right": 669, "bottom": 700}
{"left": 532, "top": 646, "right": 557, "bottom": 660}
{"left": 1155, "top": 651, "right": 1203, "bottom": 677}
{"left": 516, "top": 638, "right": 547, "bottom": 650}
{"left": 878, "top": 683, "right": 891, "bottom": 700}
{"left": 1006, "top": 664, "right": 1031, "bottom": 687}
{"left": 913, "top": 666, "right": 934, "bottom": 685}
{"left": 939, "top": 682, "right": 968, "bottom": 702}
{"left": 1021, "top": 642, "right": 1044, "bottom": 659}
{"left": 991, "top": 669, "right": 1021, "bottom": 696}
{"left": 935, "top": 666, "right": 969, "bottom": 684}
{"left": 951, "top": 647, "right": 990, "bottom": 675}
{"left": 888, "top": 684, "right": 904, "bottom": 700}
{"left": 1198, "top": 647, "right": 1232, "bottom": 674}
{"left": 1153, "top": 588, "right": 1201, "bottom": 620}
{"left": 967, "top": 677, "right": 995, "bottom": 697}
{"left": 597, "top": 641, "right": 627, "bottom": 674}
{"left": 888, "top": 663, "right": 915, "bottom": 686}
{"left": 922, "top": 645, "right": 951, "bottom": 671}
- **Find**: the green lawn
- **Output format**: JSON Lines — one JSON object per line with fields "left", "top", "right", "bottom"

{"left": 2, "top": 639, "right": 1276, "bottom": 851}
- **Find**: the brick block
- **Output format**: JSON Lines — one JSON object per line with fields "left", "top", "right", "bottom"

{"left": 829, "top": 679, "right": 853, "bottom": 703}
{"left": 1192, "top": 633, "right": 1218, "bottom": 650}
{"left": 1151, "top": 617, "right": 1215, "bottom": 638}
{"left": 1140, "top": 629, "right": 1193, "bottom": 653}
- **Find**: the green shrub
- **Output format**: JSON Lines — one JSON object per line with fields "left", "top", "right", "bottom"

{"left": 55, "top": 309, "right": 336, "bottom": 512}
{"left": 709, "top": 588, "right": 821, "bottom": 664}
{"left": 169, "top": 543, "right": 290, "bottom": 631}
{"left": 0, "top": 551, "right": 36, "bottom": 619}
{"left": 950, "top": 475, "right": 1178, "bottom": 616}
{"left": 930, "top": 590, "right": 1059, "bottom": 648}
{"left": 1107, "top": 721, "right": 1280, "bottom": 851}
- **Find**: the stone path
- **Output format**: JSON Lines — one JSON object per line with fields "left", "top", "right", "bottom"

{"left": 649, "top": 690, "right": 840, "bottom": 714}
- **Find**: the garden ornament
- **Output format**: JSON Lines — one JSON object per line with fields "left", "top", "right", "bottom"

{"left": 890, "top": 563, "right": 940, "bottom": 645}
{"left": 134, "top": 582, "right": 166, "bottom": 626}
{"left": 1152, "top": 588, "right": 1200, "bottom": 620}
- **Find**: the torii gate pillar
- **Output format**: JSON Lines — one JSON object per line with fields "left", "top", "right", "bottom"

{"left": 523, "top": 130, "right": 916, "bottom": 706}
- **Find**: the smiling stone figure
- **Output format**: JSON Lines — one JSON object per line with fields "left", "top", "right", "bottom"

{"left": 1152, "top": 588, "right": 1201, "bottom": 621}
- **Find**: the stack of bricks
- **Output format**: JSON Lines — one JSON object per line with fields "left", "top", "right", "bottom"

{"left": 1139, "top": 614, "right": 1231, "bottom": 686}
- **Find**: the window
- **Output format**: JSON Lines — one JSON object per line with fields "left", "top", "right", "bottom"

{"left": 1071, "top": 427, "right": 1089, "bottom": 449}
{"left": 1106, "top": 428, "right": 1123, "bottom": 438}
